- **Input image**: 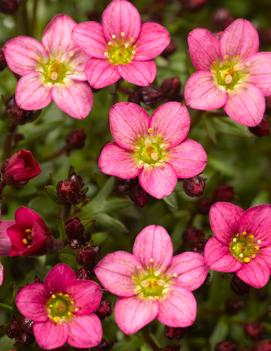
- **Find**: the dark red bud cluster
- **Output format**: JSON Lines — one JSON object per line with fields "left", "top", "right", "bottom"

{"left": 6, "top": 95, "right": 40, "bottom": 126}
{"left": 0, "top": 0, "right": 20, "bottom": 14}
{"left": 65, "top": 128, "right": 87, "bottom": 152}
{"left": 76, "top": 244, "right": 100, "bottom": 269}
{"left": 97, "top": 299, "right": 112, "bottom": 319}
{"left": 183, "top": 176, "right": 205, "bottom": 197}
{"left": 245, "top": 322, "right": 263, "bottom": 339}
{"left": 183, "top": 227, "right": 206, "bottom": 252}
{"left": 6, "top": 316, "right": 34, "bottom": 346}
{"left": 116, "top": 179, "right": 151, "bottom": 207}
{"left": 212, "top": 8, "right": 234, "bottom": 30}
{"left": 225, "top": 298, "right": 244, "bottom": 315}
{"left": 165, "top": 326, "right": 189, "bottom": 339}
{"left": 215, "top": 341, "right": 238, "bottom": 351}
{"left": 57, "top": 173, "right": 87, "bottom": 205}
{"left": 179, "top": 0, "right": 207, "bottom": 11}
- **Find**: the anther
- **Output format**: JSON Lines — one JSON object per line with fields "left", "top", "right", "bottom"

{"left": 243, "top": 257, "right": 251, "bottom": 263}
{"left": 149, "top": 258, "right": 154, "bottom": 263}
{"left": 224, "top": 75, "right": 233, "bottom": 84}
{"left": 50, "top": 72, "right": 58, "bottom": 81}
{"left": 120, "top": 32, "right": 125, "bottom": 37}
{"left": 112, "top": 34, "right": 116, "bottom": 39}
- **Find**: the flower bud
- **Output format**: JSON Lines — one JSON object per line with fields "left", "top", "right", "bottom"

{"left": 231, "top": 275, "right": 250, "bottom": 295}
{"left": 6, "top": 318, "right": 21, "bottom": 338}
{"left": 179, "top": 0, "right": 207, "bottom": 11}
{"left": 213, "top": 184, "right": 234, "bottom": 202}
{"left": 215, "top": 341, "right": 238, "bottom": 351}
{"left": 0, "top": 0, "right": 20, "bottom": 14}
{"left": 0, "top": 48, "right": 7, "bottom": 71}
{"left": 183, "top": 227, "right": 205, "bottom": 251}
{"left": 95, "top": 339, "right": 114, "bottom": 350}
{"left": 245, "top": 323, "right": 263, "bottom": 340}
{"left": 76, "top": 245, "right": 100, "bottom": 268}
{"left": 212, "top": 8, "right": 234, "bottom": 30}
{"left": 198, "top": 198, "right": 213, "bottom": 215}
{"left": 6, "top": 95, "right": 40, "bottom": 126}
{"left": 128, "top": 179, "right": 151, "bottom": 207}
{"left": 97, "top": 300, "right": 112, "bottom": 319}
{"left": 161, "top": 40, "right": 177, "bottom": 58}
{"left": 19, "top": 317, "right": 33, "bottom": 334}
{"left": 249, "top": 115, "right": 270, "bottom": 137}
{"left": 165, "top": 326, "right": 189, "bottom": 339}
{"left": 65, "top": 128, "right": 86, "bottom": 152}
{"left": 140, "top": 86, "right": 163, "bottom": 105}
{"left": 57, "top": 173, "right": 87, "bottom": 205}
{"left": 76, "top": 267, "right": 92, "bottom": 279}
{"left": 254, "top": 340, "right": 271, "bottom": 351}
{"left": 65, "top": 217, "right": 84, "bottom": 240}
{"left": 128, "top": 89, "right": 142, "bottom": 104}
{"left": 17, "top": 331, "right": 34, "bottom": 346}
{"left": 183, "top": 176, "right": 205, "bottom": 197}
{"left": 225, "top": 298, "right": 244, "bottom": 315}
{"left": 160, "top": 77, "right": 181, "bottom": 101}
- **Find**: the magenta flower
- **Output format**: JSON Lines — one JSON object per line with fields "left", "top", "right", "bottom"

{"left": 72, "top": 0, "right": 170, "bottom": 88}
{"left": 95, "top": 225, "right": 208, "bottom": 334}
{"left": 204, "top": 202, "right": 271, "bottom": 288}
{"left": 98, "top": 101, "right": 207, "bottom": 199}
{"left": 16, "top": 263, "right": 102, "bottom": 349}
{"left": 4, "top": 14, "right": 93, "bottom": 119}
{"left": 184, "top": 19, "right": 271, "bottom": 126}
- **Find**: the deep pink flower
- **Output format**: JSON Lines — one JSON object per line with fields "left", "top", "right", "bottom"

{"left": 72, "top": 0, "right": 170, "bottom": 88}
{"left": 95, "top": 225, "right": 208, "bottom": 335}
{"left": 4, "top": 14, "right": 93, "bottom": 119}
{"left": 16, "top": 263, "right": 103, "bottom": 350}
{"left": 98, "top": 101, "right": 207, "bottom": 199}
{"left": 204, "top": 202, "right": 271, "bottom": 288}
{"left": 184, "top": 19, "right": 271, "bottom": 127}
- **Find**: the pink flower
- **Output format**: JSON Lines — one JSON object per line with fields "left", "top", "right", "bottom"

{"left": 72, "top": 0, "right": 170, "bottom": 88}
{"left": 95, "top": 225, "right": 208, "bottom": 335}
{"left": 204, "top": 202, "right": 271, "bottom": 288}
{"left": 184, "top": 19, "right": 271, "bottom": 127}
{"left": 98, "top": 101, "right": 207, "bottom": 199}
{"left": 16, "top": 263, "right": 103, "bottom": 350}
{"left": 3, "top": 14, "right": 93, "bottom": 119}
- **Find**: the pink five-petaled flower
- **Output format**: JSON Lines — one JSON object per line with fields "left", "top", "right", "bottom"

{"left": 16, "top": 263, "right": 103, "bottom": 350}
{"left": 98, "top": 101, "right": 207, "bottom": 199}
{"left": 204, "top": 202, "right": 271, "bottom": 288}
{"left": 95, "top": 225, "right": 208, "bottom": 335}
{"left": 72, "top": 0, "right": 170, "bottom": 89}
{"left": 3, "top": 14, "right": 93, "bottom": 119}
{"left": 184, "top": 19, "right": 271, "bottom": 127}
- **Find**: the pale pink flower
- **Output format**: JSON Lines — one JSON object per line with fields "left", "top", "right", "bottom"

{"left": 72, "top": 0, "right": 170, "bottom": 88}
{"left": 4, "top": 14, "right": 93, "bottom": 119}
{"left": 184, "top": 19, "right": 271, "bottom": 126}
{"left": 98, "top": 102, "right": 207, "bottom": 199}
{"left": 16, "top": 263, "right": 103, "bottom": 350}
{"left": 95, "top": 225, "right": 208, "bottom": 335}
{"left": 204, "top": 202, "right": 271, "bottom": 288}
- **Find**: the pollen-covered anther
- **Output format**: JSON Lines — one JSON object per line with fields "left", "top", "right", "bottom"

{"left": 230, "top": 231, "right": 261, "bottom": 264}
{"left": 106, "top": 32, "right": 136, "bottom": 65}
{"left": 47, "top": 292, "right": 75, "bottom": 324}
{"left": 50, "top": 72, "right": 58, "bottom": 81}
{"left": 224, "top": 74, "right": 233, "bottom": 84}
{"left": 134, "top": 134, "right": 168, "bottom": 167}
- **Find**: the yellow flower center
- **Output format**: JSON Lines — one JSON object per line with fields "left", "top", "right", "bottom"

{"left": 230, "top": 231, "right": 261, "bottom": 263}
{"left": 22, "top": 228, "right": 32, "bottom": 248}
{"left": 47, "top": 292, "right": 78, "bottom": 323}
{"left": 105, "top": 33, "right": 136, "bottom": 65}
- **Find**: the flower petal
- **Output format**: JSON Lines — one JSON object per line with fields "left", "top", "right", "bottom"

{"left": 66, "top": 280, "right": 102, "bottom": 316}
{"left": 44, "top": 263, "right": 77, "bottom": 293}
{"left": 102, "top": 0, "right": 141, "bottom": 42}
{"left": 16, "top": 283, "right": 48, "bottom": 322}
{"left": 239, "top": 205, "right": 271, "bottom": 247}
{"left": 110, "top": 102, "right": 149, "bottom": 150}
{"left": 224, "top": 84, "right": 265, "bottom": 127}
{"left": 158, "top": 285, "right": 197, "bottom": 328}
{"left": 95, "top": 251, "right": 142, "bottom": 297}
{"left": 150, "top": 102, "right": 190, "bottom": 148}
{"left": 98, "top": 143, "right": 139, "bottom": 179}
{"left": 16, "top": 72, "right": 52, "bottom": 111}
{"left": 68, "top": 314, "right": 102, "bottom": 348}
{"left": 0, "top": 221, "right": 13, "bottom": 255}
{"left": 167, "top": 252, "right": 208, "bottom": 291}
{"left": 237, "top": 257, "right": 270, "bottom": 288}
{"left": 135, "top": 22, "right": 170, "bottom": 61}
{"left": 247, "top": 52, "right": 271, "bottom": 96}
{"left": 34, "top": 321, "right": 68, "bottom": 350}
{"left": 0, "top": 263, "right": 3, "bottom": 286}
{"left": 72, "top": 21, "right": 107, "bottom": 59}
{"left": 68, "top": 49, "right": 90, "bottom": 81}
{"left": 15, "top": 207, "right": 45, "bottom": 228}
{"left": 4, "top": 36, "right": 47, "bottom": 76}
{"left": 42, "top": 14, "right": 76, "bottom": 53}
{"left": 185, "top": 71, "right": 227, "bottom": 110}
{"left": 220, "top": 19, "right": 259, "bottom": 59}
{"left": 188, "top": 28, "right": 221, "bottom": 70}
{"left": 118, "top": 60, "right": 156, "bottom": 86}
{"left": 204, "top": 237, "right": 242, "bottom": 272}
{"left": 139, "top": 164, "right": 177, "bottom": 199}
{"left": 168, "top": 139, "right": 207, "bottom": 178}
{"left": 115, "top": 297, "right": 159, "bottom": 335}
{"left": 52, "top": 81, "right": 93, "bottom": 119}
{"left": 259, "top": 246, "right": 271, "bottom": 270}
{"left": 133, "top": 225, "right": 173, "bottom": 271}
{"left": 85, "top": 58, "right": 120, "bottom": 89}
{"left": 210, "top": 202, "right": 244, "bottom": 244}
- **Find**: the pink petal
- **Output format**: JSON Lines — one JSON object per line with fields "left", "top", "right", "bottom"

{"left": 135, "top": 22, "right": 170, "bottom": 61}
{"left": 237, "top": 257, "right": 270, "bottom": 288}
{"left": 224, "top": 84, "right": 265, "bottom": 127}
{"left": 239, "top": 205, "right": 271, "bottom": 247}
{"left": 210, "top": 202, "right": 244, "bottom": 244}
{"left": 188, "top": 28, "right": 221, "bottom": 70}
{"left": 109, "top": 102, "right": 149, "bottom": 150}
{"left": 167, "top": 252, "right": 208, "bottom": 291}
{"left": 85, "top": 58, "right": 120, "bottom": 89}
{"left": 34, "top": 321, "right": 68, "bottom": 350}
{"left": 66, "top": 280, "right": 102, "bottom": 316}
{"left": 220, "top": 19, "right": 259, "bottom": 59}
{"left": 16, "top": 72, "right": 52, "bottom": 111}
{"left": 98, "top": 143, "right": 139, "bottom": 179}
{"left": 42, "top": 14, "right": 76, "bottom": 53}
{"left": 168, "top": 139, "right": 207, "bottom": 179}
{"left": 118, "top": 60, "right": 156, "bottom": 86}
{"left": 247, "top": 52, "right": 271, "bottom": 96}
{"left": 115, "top": 297, "right": 159, "bottom": 335}
{"left": 72, "top": 21, "right": 107, "bottom": 59}
{"left": 52, "top": 81, "right": 93, "bottom": 119}
{"left": 133, "top": 225, "right": 173, "bottom": 271}
{"left": 259, "top": 246, "right": 271, "bottom": 270}
{"left": 68, "top": 49, "right": 90, "bottom": 81}
{"left": 0, "top": 263, "right": 3, "bottom": 286}
{"left": 44, "top": 263, "right": 77, "bottom": 293}
{"left": 150, "top": 102, "right": 190, "bottom": 148}
{"left": 158, "top": 285, "right": 197, "bottom": 328}
{"left": 0, "top": 220, "right": 13, "bottom": 255}
{"left": 68, "top": 314, "right": 102, "bottom": 348}
{"left": 94, "top": 251, "right": 142, "bottom": 297}
{"left": 185, "top": 71, "right": 227, "bottom": 110}
{"left": 16, "top": 283, "right": 48, "bottom": 322}
{"left": 204, "top": 237, "right": 242, "bottom": 272}
{"left": 3, "top": 36, "right": 47, "bottom": 76}
{"left": 102, "top": 0, "right": 141, "bottom": 42}
{"left": 15, "top": 207, "right": 45, "bottom": 228}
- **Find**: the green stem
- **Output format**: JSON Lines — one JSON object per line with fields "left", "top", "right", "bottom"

{"left": 32, "top": 0, "right": 39, "bottom": 36}
{"left": 142, "top": 330, "right": 160, "bottom": 351}
{"left": 0, "top": 303, "right": 13, "bottom": 313}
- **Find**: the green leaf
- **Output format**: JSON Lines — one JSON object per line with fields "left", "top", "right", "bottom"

{"left": 209, "top": 316, "right": 229, "bottom": 350}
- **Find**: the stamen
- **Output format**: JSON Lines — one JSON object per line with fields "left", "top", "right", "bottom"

{"left": 224, "top": 75, "right": 233, "bottom": 84}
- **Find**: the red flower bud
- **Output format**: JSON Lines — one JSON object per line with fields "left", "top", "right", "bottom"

{"left": 212, "top": 8, "right": 234, "bottom": 30}
{"left": 97, "top": 300, "right": 112, "bottom": 319}
{"left": 249, "top": 115, "right": 270, "bottom": 137}
{"left": 0, "top": 0, "right": 20, "bottom": 14}
{"left": 198, "top": 198, "right": 213, "bottom": 215}
{"left": 225, "top": 298, "right": 244, "bottom": 315}
{"left": 128, "top": 179, "right": 151, "bottom": 207}
{"left": 57, "top": 173, "right": 87, "bottom": 205}
{"left": 215, "top": 341, "right": 238, "bottom": 351}
{"left": 65, "top": 217, "right": 84, "bottom": 240}
{"left": 6, "top": 95, "right": 39, "bottom": 126}
{"left": 183, "top": 176, "right": 205, "bottom": 197}
{"left": 213, "top": 184, "right": 234, "bottom": 202}
{"left": 245, "top": 323, "right": 263, "bottom": 340}
{"left": 254, "top": 340, "right": 271, "bottom": 351}
{"left": 165, "top": 326, "right": 189, "bottom": 339}
{"left": 76, "top": 245, "right": 100, "bottom": 268}
{"left": 179, "top": 0, "right": 207, "bottom": 11}
{"left": 183, "top": 227, "right": 205, "bottom": 251}
{"left": 65, "top": 128, "right": 86, "bottom": 152}
{"left": 161, "top": 77, "right": 181, "bottom": 100}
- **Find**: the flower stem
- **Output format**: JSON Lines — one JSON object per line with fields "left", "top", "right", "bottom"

{"left": 142, "top": 330, "right": 160, "bottom": 351}
{"left": 0, "top": 303, "right": 13, "bottom": 313}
